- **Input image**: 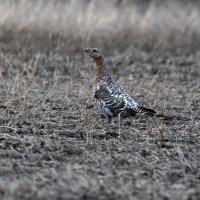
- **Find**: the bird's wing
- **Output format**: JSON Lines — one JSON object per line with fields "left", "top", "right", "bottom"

{"left": 94, "top": 85, "right": 127, "bottom": 116}
{"left": 112, "top": 82, "right": 138, "bottom": 102}
{"left": 109, "top": 82, "right": 142, "bottom": 114}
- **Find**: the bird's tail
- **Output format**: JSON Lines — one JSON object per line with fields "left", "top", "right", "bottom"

{"left": 138, "top": 106, "right": 191, "bottom": 121}
{"left": 138, "top": 106, "right": 156, "bottom": 116}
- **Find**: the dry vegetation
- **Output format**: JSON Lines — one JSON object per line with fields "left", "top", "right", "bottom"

{"left": 0, "top": 0, "right": 200, "bottom": 200}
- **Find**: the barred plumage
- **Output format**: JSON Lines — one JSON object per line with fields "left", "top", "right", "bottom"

{"left": 84, "top": 48, "right": 156, "bottom": 122}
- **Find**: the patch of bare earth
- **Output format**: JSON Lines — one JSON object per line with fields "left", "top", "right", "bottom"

{"left": 0, "top": 1, "right": 200, "bottom": 200}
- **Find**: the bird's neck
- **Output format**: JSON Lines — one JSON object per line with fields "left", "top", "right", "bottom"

{"left": 95, "top": 57, "right": 110, "bottom": 84}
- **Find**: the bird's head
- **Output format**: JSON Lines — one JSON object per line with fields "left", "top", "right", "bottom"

{"left": 83, "top": 48, "right": 103, "bottom": 62}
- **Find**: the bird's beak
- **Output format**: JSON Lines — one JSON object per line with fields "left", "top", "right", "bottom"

{"left": 83, "top": 48, "right": 90, "bottom": 53}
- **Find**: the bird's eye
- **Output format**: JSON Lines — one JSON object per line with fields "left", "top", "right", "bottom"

{"left": 93, "top": 49, "right": 97, "bottom": 53}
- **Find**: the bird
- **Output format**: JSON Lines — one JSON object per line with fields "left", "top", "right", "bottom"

{"left": 83, "top": 48, "right": 156, "bottom": 123}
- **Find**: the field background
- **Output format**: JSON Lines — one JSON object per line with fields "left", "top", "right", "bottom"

{"left": 0, "top": 0, "right": 200, "bottom": 199}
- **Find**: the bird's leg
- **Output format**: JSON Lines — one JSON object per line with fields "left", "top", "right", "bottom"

{"left": 118, "top": 113, "right": 122, "bottom": 140}
{"left": 107, "top": 115, "right": 112, "bottom": 123}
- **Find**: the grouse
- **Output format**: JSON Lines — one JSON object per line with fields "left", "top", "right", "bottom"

{"left": 84, "top": 48, "right": 156, "bottom": 123}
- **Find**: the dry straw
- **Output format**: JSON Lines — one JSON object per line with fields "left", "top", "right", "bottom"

{"left": 0, "top": 0, "right": 200, "bottom": 48}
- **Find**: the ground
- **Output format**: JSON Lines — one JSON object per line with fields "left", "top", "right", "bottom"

{"left": 0, "top": 1, "right": 200, "bottom": 200}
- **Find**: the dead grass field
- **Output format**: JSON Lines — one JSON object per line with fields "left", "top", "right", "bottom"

{"left": 0, "top": 0, "right": 200, "bottom": 200}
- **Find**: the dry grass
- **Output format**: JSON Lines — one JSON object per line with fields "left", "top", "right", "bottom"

{"left": 0, "top": 1, "right": 200, "bottom": 200}
{"left": 0, "top": 0, "right": 200, "bottom": 50}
